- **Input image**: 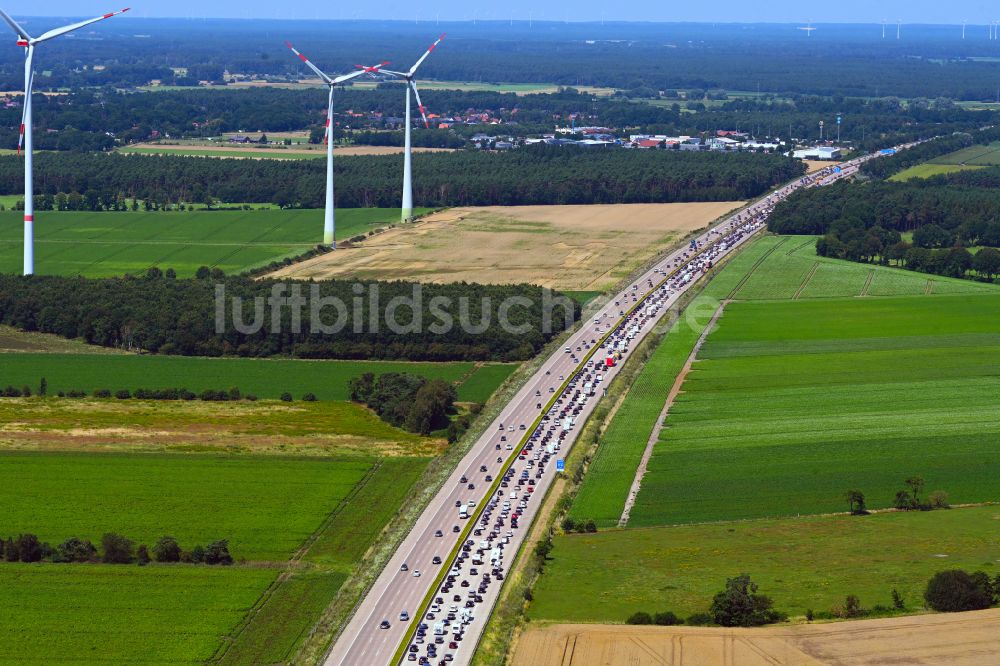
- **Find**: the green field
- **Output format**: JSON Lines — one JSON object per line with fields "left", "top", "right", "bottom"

{"left": 629, "top": 293, "right": 1000, "bottom": 526}
{"left": 568, "top": 236, "right": 995, "bottom": 527}
{"left": 0, "top": 563, "right": 277, "bottom": 663}
{"left": 0, "top": 353, "right": 515, "bottom": 403}
{"left": 731, "top": 236, "right": 996, "bottom": 300}
{"left": 929, "top": 140, "right": 1000, "bottom": 166}
{"left": 535, "top": 234, "right": 1000, "bottom": 626}
{"left": 889, "top": 163, "right": 985, "bottom": 181}
{"left": 529, "top": 505, "right": 1000, "bottom": 623}
{"left": 0, "top": 208, "right": 425, "bottom": 277}
{"left": 0, "top": 451, "right": 374, "bottom": 559}
{"left": 0, "top": 451, "right": 432, "bottom": 662}
{"left": 568, "top": 240, "right": 784, "bottom": 527}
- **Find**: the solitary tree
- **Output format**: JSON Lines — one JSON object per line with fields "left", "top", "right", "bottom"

{"left": 846, "top": 489, "right": 867, "bottom": 515}
{"left": 710, "top": 574, "right": 783, "bottom": 627}
{"left": 924, "top": 570, "right": 993, "bottom": 612}
{"left": 905, "top": 476, "right": 925, "bottom": 507}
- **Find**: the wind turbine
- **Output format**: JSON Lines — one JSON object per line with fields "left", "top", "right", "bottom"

{"left": 382, "top": 34, "right": 446, "bottom": 223}
{"left": 897, "top": 20, "right": 901, "bottom": 40}
{"left": 797, "top": 22, "right": 816, "bottom": 37}
{"left": 0, "top": 6, "right": 129, "bottom": 276}
{"left": 285, "top": 42, "right": 388, "bottom": 247}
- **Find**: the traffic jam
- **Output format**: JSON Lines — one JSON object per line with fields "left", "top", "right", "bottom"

{"left": 397, "top": 149, "right": 889, "bottom": 666}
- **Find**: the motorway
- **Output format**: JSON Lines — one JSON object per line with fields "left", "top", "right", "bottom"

{"left": 324, "top": 150, "right": 888, "bottom": 666}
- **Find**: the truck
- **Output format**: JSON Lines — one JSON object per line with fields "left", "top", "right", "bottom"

{"left": 459, "top": 504, "right": 469, "bottom": 519}
{"left": 434, "top": 621, "right": 446, "bottom": 636}
{"left": 605, "top": 355, "right": 615, "bottom": 368}
{"left": 562, "top": 417, "right": 573, "bottom": 432}
{"left": 583, "top": 381, "right": 594, "bottom": 396}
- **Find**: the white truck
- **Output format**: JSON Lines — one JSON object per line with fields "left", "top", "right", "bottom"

{"left": 459, "top": 504, "right": 469, "bottom": 519}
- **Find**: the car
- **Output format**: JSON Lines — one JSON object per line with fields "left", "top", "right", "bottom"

{"left": 435, "top": 529, "right": 443, "bottom": 537}
{"left": 400, "top": 610, "right": 410, "bottom": 621}
{"left": 480, "top": 465, "right": 488, "bottom": 472}
{"left": 467, "top": 483, "right": 475, "bottom": 490}
{"left": 460, "top": 476, "right": 467, "bottom": 484}
{"left": 484, "top": 475, "right": 492, "bottom": 482}
{"left": 401, "top": 563, "right": 409, "bottom": 572}
{"left": 413, "top": 570, "right": 422, "bottom": 577}
{"left": 453, "top": 525, "right": 460, "bottom": 533}
{"left": 407, "top": 654, "right": 416, "bottom": 661}
{"left": 380, "top": 620, "right": 391, "bottom": 629}
{"left": 432, "top": 555, "right": 442, "bottom": 564}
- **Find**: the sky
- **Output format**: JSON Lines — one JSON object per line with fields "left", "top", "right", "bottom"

{"left": 2, "top": 1, "right": 998, "bottom": 24}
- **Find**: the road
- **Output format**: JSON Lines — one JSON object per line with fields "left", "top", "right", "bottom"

{"left": 324, "top": 150, "right": 889, "bottom": 666}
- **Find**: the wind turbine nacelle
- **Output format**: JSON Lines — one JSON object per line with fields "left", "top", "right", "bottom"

{"left": 16, "top": 39, "right": 28, "bottom": 46}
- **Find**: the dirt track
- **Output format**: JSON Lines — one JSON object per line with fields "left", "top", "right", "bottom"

{"left": 269, "top": 203, "right": 743, "bottom": 290}
{"left": 513, "top": 610, "right": 1000, "bottom": 665}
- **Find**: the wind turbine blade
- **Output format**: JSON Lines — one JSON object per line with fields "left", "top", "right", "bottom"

{"left": 32, "top": 7, "right": 129, "bottom": 44}
{"left": 408, "top": 33, "right": 445, "bottom": 77}
{"left": 18, "top": 51, "right": 32, "bottom": 155}
{"left": 410, "top": 81, "right": 430, "bottom": 128}
{"left": 0, "top": 8, "right": 31, "bottom": 41}
{"left": 284, "top": 42, "right": 333, "bottom": 84}
{"left": 331, "top": 69, "right": 370, "bottom": 85}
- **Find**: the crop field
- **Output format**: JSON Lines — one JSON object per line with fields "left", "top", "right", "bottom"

{"left": 530, "top": 505, "right": 1000, "bottom": 623}
{"left": 0, "top": 564, "right": 277, "bottom": 663}
{"left": 889, "top": 163, "right": 985, "bottom": 181}
{"left": 928, "top": 140, "right": 1000, "bottom": 166}
{"left": 628, "top": 292, "right": 1000, "bottom": 526}
{"left": 0, "top": 397, "right": 441, "bottom": 457}
{"left": 568, "top": 239, "right": 781, "bottom": 527}
{"left": 0, "top": 208, "right": 425, "bottom": 277}
{"left": 0, "top": 353, "right": 514, "bottom": 403}
{"left": 0, "top": 451, "right": 430, "bottom": 663}
{"left": 270, "top": 202, "right": 744, "bottom": 290}
{"left": 0, "top": 451, "right": 376, "bottom": 559}
{"left": 731, "top": 235, "right": 996, "bottom": 300}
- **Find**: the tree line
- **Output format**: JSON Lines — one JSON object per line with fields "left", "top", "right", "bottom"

{"left": 0, "top": 149, "right": 804, "bottom": 209}
{"left": 0, "top": 273, "right": 577, "bottom": 362}
{"left": 0, "top": 533, "right": 232, "bottom": 566}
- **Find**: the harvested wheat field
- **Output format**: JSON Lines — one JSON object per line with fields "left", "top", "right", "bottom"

{"left": 803, "top": 160, "right": 840, "bottom": 174}
{"left": 269, "top": 202, "right": 743, "bottom": 290}
{"left": 513, "top": 611, "right": 1000, "bottom": 666}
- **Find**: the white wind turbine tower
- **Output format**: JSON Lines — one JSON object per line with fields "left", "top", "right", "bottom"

{"left": 0, "top": 6, "right": 129, "bottom": 276}
{"left": 382, "top": 34, "right": 446, "bottom": 223}
{"left": 797, "top": 22, "right": 816, "bottom": 37}
{"left": 285, "top": 42, "right": 388, "bottom": 247}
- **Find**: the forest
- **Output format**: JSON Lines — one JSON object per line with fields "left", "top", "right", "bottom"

{"left": 4, "top": 20, "right": 1000, "bottom": 99}
{"left": 0, "top": 149, "right": 804, "bottom": 208}
{"left": 0, "top": 273, "right": 578, "bottom": 362}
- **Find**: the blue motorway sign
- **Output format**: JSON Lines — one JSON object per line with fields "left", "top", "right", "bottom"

{"left": 556, "top": 459, "right": 565, "bottom": 471}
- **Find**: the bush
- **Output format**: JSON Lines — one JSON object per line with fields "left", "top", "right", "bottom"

{"left": 13, "top": 534, "right": 43, "bottom": 563}
{"left": 924, "top": 570, "right": 994, "bottom": 612}
{"left": 653, "top": 611, "right": 683, "bottom": 626}
{"left": 203, "top": 539, "right": 234, "bottom": 565}
{"left": 626, "top": 611, "right": 653, "bottom": 625}
{"left": 114, "top": 389, "right": 131, "bottom": 399}
{"left": 929, "top": 490, "right": 950, "bottom": 509}
{"left": 136, "top": 544, "right": 150, "bottom": 566}
{"left": 805, "top": 608, "right": 814, "bottom": 622}
{"left": 280, "top": 392, "right": 293, "bottom": 402}
{"left": 92, "top": 388, "right": 111, "bottom": 398}
{"left": 685, "top": 612, "right": 713, "bottom": 626}
{"left": 891, "top": 588, "right": 905, "bottom": 610}
{"left": 189, "top": 545, "right": 206, "bottom": 563}
{"left": 302, "top": 392, "right": 317, "bottom": 402}
{"left": 101, "top": 533, "right": 135, "bottom": 564}
{"left": 710, "top": 574, "right": 784, "bottom": 627}
{"left": 58, "top": 537, "right": 98, "bottom": 563}
{"left": 153, "top": 536, "right": 181, "bottom": 563}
